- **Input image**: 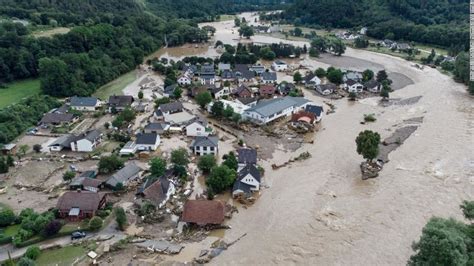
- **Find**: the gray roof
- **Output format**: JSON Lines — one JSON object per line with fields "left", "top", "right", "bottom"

{"left": 232, "top": 180, "right": 252, "bottom": 196}
{"left": 246, "top": 97, "right": 310, "bottom": 117}
{"left": 136, "top": 133, "right": 159, "bottom": 145}
{"left": 218, "top": 63, "right": 231, "bottom": 71}
{"left": 262, "top": 72, "right": 277, "bottom": 81}
{"left": 200, "top": 64, "right": 215, "bottom": 74}
{"left": 364, "top": 80, "right": 380, "bottom": 89}
{"left": 237, "top": 97, "right": 258, "bottom": 105}
{"left": 237, "top": 164, "right": 261, "bottom": 183}
{"left": 237, "top": 70, "right": 255, "bottom": 80}
{"left": 221, "top": 70, "right": 236, "bottom": 79}
{"left": 76, "top": 130, "right": 101, "bottom": 142}
{"left": 305, "top": 105, "right": 324, "bottom": 117}
{"left": 108, "top": 95, "right": 133, "bottom": 107}
{"left": 70, "top": 96, "right": 98, "bottom": 107}
{"left": 186, "top": 117, "right": 208, "bottom": 127}
{"left": 237, "top": 148, "right": 257, "bottom": 164}
{"left": 145, "top": 123, "right": 169, "bottom": 131}
{"left": 164, "top": 84, "right": 178, "bottom": 94}
{"left": 345, "top": 79, "right": 361, "bottom": 86}
{"left": 159, "top": 102, "right": 183, "bottom": 113}
{"left": 343, "top": 72, "right": 363, "bottom": 82}
{"left": 106, "top": 163, "right": 142, "bottom": 187}
{"left": 191, "top": 136, "right": 219, "bottom": 148}
{"left": 40, "top": 113, "right": 75, "bottom": 124}
{"left": 49, "top": 134, "right": 75, "bottom": 148}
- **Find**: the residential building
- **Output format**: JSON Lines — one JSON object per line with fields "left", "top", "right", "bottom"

{"left": 157, "top": 102, "right": 183, "bottom": 116}
{"left": 218, "top": 63, "right": 231, "bottom": 71}
{"left": 237, "top": 147, "right": 257, "bottom": 167}
{"left": 221, "top": 70, "right": 237, "bottom": 81}
{"left": 344, "top": 79, "right": 364, "bottom": 93}
{"left": 232, "top": 164, "right": 261, "bottom": 198}
{"left": 186, "top": 118, "right": 211, "bottom": 137}
{"left": 343, "top": 71, "right": 363, "bottom": 83}
{"left": 70, "top": 130, "right": 102, "bottom": 152}
{"left": 249, "top": 64, "right": 266, "bottom": 75}
{"left": 105, "top": 163, "right": 142, "bottom": 188}
{"left": 136, "top": 173, "right": 175, "bottom": 208}
{"left": 144, "top": 123, "right": 170, "bottom": 134}
{"left": 70, "top": 97, "right": 100, "bottom": 111}
{"left": 233, "top": 85, "right": 253, "bottom": 98}
{"left": 0, "top": 144, "right": 16, "bottom": 155}
{"left": 135, "top": 133, "right": 161, "bottom": 151}
{"left": 208, "top": 99, "right": 250, "bottom": 115}
{"left": 190, "top": 136, "right": 219, "bottom": 156}
{"left": 315, "top": 84, "right": 337, "bottom": 96}
{"left": 119, "top": 141, "right": 137, "bottom": 156}
{"left": 364, "top": 80, "right": 381, "bottom": 93}
{"left": 305, "top": 105, "right": 324, "bottom": 122}
{"left": 261, "top": 71, "right": 277, "bottom": 84}
{"left": 163, "top": 84, "right": 178, "bottom": 97}
{"left": 56, "top": 191, "right": 106, "bottom": 221}
{"left": 236, "top": 69, "right": 256, "bottom": 83}
{"left": 277, "top": 82, "right": 296, "bottom": 95}
{"left": 181, "top": 200, "right": 225, "bottom": 226}
{"left": 243, "top": 97, "right": 311, "bottom": 124}
{"left": 69, "top": 171, "right": 102, "bottom": 192}
{"left": 199, "top": 63, "right": 215, "bottom": 85}
{"left": 259, "top": 84, "right": 276, "bottom": 98}
{"left": 271, "top": 60, "right": 288, "bottom": 71}
{"left": 40, "top": 113, "right": 76, "bottom": 126}
{"left": 177, "top": 75, "right": 192, "bottom": 86}
{"left": 303, "top": 74, "right": 321, "bottom": 88}
{"left": 108, "top": 95, "right": 134, "bottom": 112}
{"left": 211, "top": 86, "right": 231, "bottom": 99}
{"left": 236, "top": 97, "right": 258, "bottom": 107}
{"left": 49, "top": 135, "right": 76, "bottom": 152}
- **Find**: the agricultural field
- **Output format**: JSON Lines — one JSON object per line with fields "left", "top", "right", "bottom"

{"left": 93, "top": 70, "right": 137, "bottom": 100}
{"left": 0, "top": 79, "right": 41, "bottom": 109}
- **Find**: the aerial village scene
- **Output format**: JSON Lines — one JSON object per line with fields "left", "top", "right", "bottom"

{"left": 0, "top": 11, "right": 471, "bottom": 266}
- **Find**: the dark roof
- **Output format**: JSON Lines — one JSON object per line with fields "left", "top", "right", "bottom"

{"left": 164, "top": 84, "right": 178, "bottom": 94}
{"left": 237, "top": 148, "right": 257, "bottom": 164}
{"left": 108, "top": 95, "right": 134, "bottom": 107}
{"left": 159, "top": 102, "right": 183, "bottom": 113}
{"left": 234, "top": 85, "right": 252, "bottom": 96}
{"left": 232, "top": 181, "right": 252, "bottom": 196}
{"left": 49, "top": 134, "right": 76, "bottom": 148}
{"left": 76, "top": 130, "right": 101, "bottom": 142}
{"left": 70, "top": 176, "right": 103, "bottom": 188}
{"left": 262, "top": 72, "right": 277, "bottom": 81}
{"left": 106, "top": 163, "right": 142, "bottom": 187}
{"left": 345, "top": 79, "right": 359, "bottom": 86}
{"left": 56, "top": 191, "right": 105, "bottom": 212}
{"left": 181, "top": 200, "right": 225, "bottom": 225}
{"left": 40, "top": 113, "right": 75, "bottom": 124}
{"left": 234, "top": 64, "right": 249, "bottom": 72}
{"left": 237, "top": 164, "right": 261, "bottom": 183}
{"left": 79, "top": 170, "right": 96, "bottom": 178}
{"left": 221, "top": 70, "right": 236, "bottom": 79}
{"left": 237, "top": 97, "right": 258, "bottom": 105}
{"left": 183, "top": 65, "right": 198, "bottom": 73}
{"left": 55, "top": 104, "right": 69, "bottom": 114}
{"left": 138, "top": 175, "right": 172, "bottom": 206}
{"left": 70, "top": 96, "right": 98, "bottom": 107}
{"left": 278, "top": 82, "right": 296, "bottom": 94}
{"left": 200, "top": 64, "right": 215, "bottom": 75}
{"left": 316, "top": 83, "right": 337, "bottom": 91}
{"left": 191, "top": 136, "right": 219, "bottom": 148}
{"left": 186, "top": 116, "right": 208, "bottom": 127}
{"left": 136, "top": 133, "right": 159, "bottom": 145}
{"left": 237, "top": 70, "right": 256, "bottom": 80}
{"left": 305, "top": 105, "right": 324, "bottom": 117}
{"left": 144, "top": 123, "right": 169, "bottom": 131}
{"left": 364, "top": 80, "right": 380, "bottom": 89}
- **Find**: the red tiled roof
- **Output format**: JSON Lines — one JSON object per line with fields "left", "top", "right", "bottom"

{"left": 181, "top": 200, "right": 225, "bottom": 225}
{"left": 259, "top": 85, "right": 276, "bottom": 95}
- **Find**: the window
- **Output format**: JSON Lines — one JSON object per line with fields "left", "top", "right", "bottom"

{"left": 210, "top": 147, "right": 214, "bottom": 151}
{"left": 203, "top": 146, "right": 207, "bottom": 151}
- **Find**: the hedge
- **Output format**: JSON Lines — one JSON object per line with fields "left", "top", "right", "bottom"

{"left": 0, "top": 235, "right": 12, "bottom": 244}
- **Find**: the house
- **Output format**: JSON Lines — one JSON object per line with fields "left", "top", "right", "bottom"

{"left": 236, "top": 97, "right": 258, "bottom": 107}
{"left": 108, "top": 95, "right": 134, "bottom": 112}
{"left": 221, "top": 70, "right": 236, "bottom": 81}
{"left": 364, "top": 80, "right": 381, "bottom": 93}
{"left": 243, "top": 97, "right": 311, "bottom": 125}
{"left": 303, "top": 74, "right": 321, "bottom": 88}
{"left": 177, "top": 75, "right": 192, "bottom": 86}
{"left": 236, "top": 69, "right": 256, "bottom": 83}
{"left": 218, "top": 63, "right": 231, "bottom": 71}
{"left": 135, "top": 133, "right": 161, "bottom": 151}
{"left": 249, "top": 64, "right": 266, "bottom": 75}
{"left": 277, "top": 82, "right": 296, "bottom": 95}
{"left": 305, "top": 105, "right": 324, "bottom": 122}
{"left": 105, "top": 163, "right": 142, "bottom": 188}
{"left": 261, "top": 71, "right": 277, "bottom": 84}
{"left": 259, "top": 85, "right": 276, "bottom": 98}
{"left": 199, "top": 63, "right": 215, "bottom": 85}
{"left": 1, "top": 144, "right": 17, "bottom": 155}
{"left": 70, "top": 130, "right": 102, "bottom": 152}
{"left": 163, "top": 84, "right": 178, "bottom": 97}
{"left": 56, "top": 191, "right": 106, "bottom": 221}
{"left": 190, "top": 136, "right": 219, "bottom": 156}
{"left": 48, "top": 134, "right": 76, "bottom": 152}
{"left": 136, "top": 174, "right": 175, "bottom": 208}
{"left": 315, "top": 84, "right": 337, "bottom": 96}
{"left": 344, "top": 79, "right": 364, "bottom": 93}
{"left": 69, "top": 171, "right": 102, "bottom": 192}
{"left": 208, "top": 99, "right": 250, "bottom": 115}
{"left": 232, "top": 164, "right": 261, "bottom": 198}
{"left": 211, "top": 86, "right": 231, "bottom": 99}
{"left": 70, "top": 97, "right": 100, "bottom": 111}
{"left": 233, "top": 85, "right": 253, "bottom": 98}
{"left": 237, "top": 147, "right": 257, "bottom": 167}
{"left": 272, "top": 60, "right": 288, "bottom": 72}
{"left": 181, "top": 200, "right": 225, "bottom": 226}
{"left": 158, "top": 102, "right": 183, "bottom": 116}
{"left": 397, "top": 43, "right": 412, "bottom": 52}
{"left": 144, "top": 123, "right": 170, "bottom": 134}
{"left": 183, "top": 64, "right": 198, "bottom": 76}
{"left": 133, "top": 101, "right": 148, "bottom": 113}
{"left": 186, "top": 118, "right": 211, "bottom": 137}
{"left": 119, "top": 141, "right": 137, "bottom": 156}
{"left": 343, "top": 71, "right": 363, "bottom": 83}
{"left": 54, "top": 104, "right": 69, "bottom": 114}
{"left": 40, "top": 113, "right": 75, "bottom": 126}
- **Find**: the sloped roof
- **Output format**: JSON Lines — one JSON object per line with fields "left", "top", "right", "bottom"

{"left": 106, "top": 163, "right": 142, "bottom": 187}
{"left": 259, "top": 85, "right": 276, "bottom": 95}
{"left": 237, "top": 148, "right": 257, "bottom": 164}
{"left": 364, "top": 79, "right": 380, "bottom": 89}
{"left": 56, "top": 191, "right": 105, "bottom": 212}
{"left": 41, "top": 113, "right": 75, "bottom": 124}
{"left": 144, "top": 123, "right": 170, "bottom": 131}
{"left": 232, "top": 180, "right": 252, "bottom": 196}
{"left": 108, "top": 95, "right": 133, "bottom": 107}
{"left": 345, "top": 79, "right": 361, "bottom": 86}
{"left": 305, "top": 105, "right": 324, "bottom": 117}
{"left": 237, "top": 97, "right": 258, "bottom": 105}
{"left": 70, "top": 96, "right": 98, "bottom": 107}
{"left": 70, "top": 176, "right": 103, "bottom": 188}
{"left": 237, "top": 164, "right": 261, "bottom": 183}
{"left": 49, "top": 134, "right": 76, "bottom": 148}
{"left": 159, "top": 102, "right": 183, "bottom": 113}
{"left": 181, "top": 200, "right": 225, "bottom": 225}
{"left": 262, "top": 71, "right": 277, "bottom": 81}
{"left": 245, "top": 97, "right": 310, "bottom": 117}
{"left": 136, "top": 133, "right": 159, "bottom": 145}
{"left": 190, "top": 136, "right": 219, "bottom": 148}
{"left": 76, "top": 130, "right": 101, "bottom": 142}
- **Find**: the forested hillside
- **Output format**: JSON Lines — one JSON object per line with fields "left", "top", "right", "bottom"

{"left": 282, "top": 0, "right": 468, "bottom": 50}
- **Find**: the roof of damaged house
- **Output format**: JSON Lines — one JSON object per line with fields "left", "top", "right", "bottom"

{"left": 70, "top": 176, "right": 103, "bottom": 188}
{"left": 305, "top": 105, "right": 324, "bottom": 117}
{"left": 106, "top": 163, "right": 142, "bottom": 187}
{"left": 232, "top": 180, "right": 253, "bottom": 196}
{"left": 108, "top": 95, "right": 134, "bottom": 107}
{"left": 40, "top": 113, "right": 75, "bottom": 124}
{"left": 181, "top": 200, "right": 225, "bottom": 225}
{"left": 49, "top": 134, "right": 76, "bottom": 148}
{"left": 137, "top": 175, "right": 172, "bottom": 206}
{"left": 56, "top": 190, "right": 105, "bottom": 211}
{"left": 136, "top": 133, "right": 159, "bottom": 145}
{"left": 159, "top": 102, "right": 183, "bottom": 113}
{"left": 237, "top": 148, "right": 257, "bottom": 164}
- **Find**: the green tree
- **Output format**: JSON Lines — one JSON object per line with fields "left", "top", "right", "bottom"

{"left": 259, "top": 47, "right": 276, "bottom": 60}
{"left": 206, "top": 165, "right": 236, "bottom": 194}
{"left": 238, "top": 24, "right": 254, "bottom": 39}
{"left": 17, "top": 257, "right": 36, "bottom": 266}
{"left": 138, "top": 91, "right": 144, "bottom": 100}
{"left": 223, "top": 105, "right": 234, "bottom": 119}
{"left": 0, "top": 157, "right": 8, "bottom": 174}
{"left": 223, "top": 152, "right": 238, "bottom": 170}
{"left": 309, "top": 47, "right": 319, "bottom": 57}
{"left": 195, "top": 91, "right": 212, "bottom": 108}
{"left": 380, "top": 84, "right": 390, "bottom": 101}
{"left": 32, "top": 144, "right": 42, "bottom": 153}
{"left": 294, "top": 27, "right": 303, "bottom": 37}
{"left": 354, "top": 37, "right": 369, "bottom": 48}
{"left": 62, "top": 171, "right": 75, "bottom": 182}
{"left": 115, "top": 207, "right": 127, "bottom": 231}
{"left": 88, "top": 217, "right": 103, "bottom": 231}
{"left": 311, "top": 36, "right": 327, "bottom": 52}
{"left": 460, "top": 200, "right": 474, "bottom": 220}
{"left": 0, "top": 208, "right": 16, "bottom": 227}
{"left": 315, "top": 68, "right": 326, "bottom": 78}
{"left": 98, "top": 155, "right": 124, "bottom": 174}
{"left": 197, "top": 155, "right": 216, "bottom": 173}
{"left": 453, "top": 52, "right": 469, "bottom": 85}
{"left": 18, "top": 145, "right": 29, "bottom": 157}
{"left": 24, "top": 246, "right": 41, "bottom": 260}
{"left": 211, "top": 101, "right": 225, "bottom": 117}
{"left": 330, "top": 39, "right": 346, "bottom": 56}
{"left": 231, "top": 113, "right": 242, "bottom": 123}
{"left": 234, "top": 17, "right": 241, "bottom": 27}
{"left": 171, "top": 148, "right": 189, "bottom": 166}
{"left": 355, "top": 130, "right": 381, "bottom": 162}
{"left": 149, "top": 157, "right": 167, "bottom": 177}
{"left": 348, "top": 92, "right": 357, "bottom": 101}
{"left": 326, "top": 68, "right": 343, "bottom": 84}
{"left": 173, "top": 87, "right": 183, "bottom": 99}
{"left": 376, "top": 70, "right": 388, "bottom": 82}
{"left": 362, "top": 69, "right": 374, "bottom": 82}
{"left": 293, "top": 71, "right": 303, "bottom": 83}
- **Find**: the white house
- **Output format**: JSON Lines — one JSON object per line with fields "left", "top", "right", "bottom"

{"left": 207, "top": 99, "right": 250, "bottom": 115}
{"left": 344, "top": 79, "right": 364, "bottom": 93}
{"left": 232, "top": 164, "right": 261, "bottom": 198}
{"left": 177, "top": 75, "right": 192, "bottom": 86}
{"left": 190, "top": 136, "right": 219, "bottom": 156}
{"left": 271, "top": 60, "right": 288, "bottom": 72}
{"left": 185, "top": 118, "right": 211, "bottom": 137}
{"left": 212, "top": 86, "right": 231, "bottom": 99}
{"left": 70, "top": 97, "right": 100, "bottom": 112}
{"left": 70, "top": 130, "right": 102, "bottom": 152}
{"left": 303, "top": 74, "right": 321, "bottom": 87}
{"left": 315, "top": 84, "right": 337, "bottom": 96}
{"left": 243, "top": 97, "right": 311, "bottom": 124}
{"left": 261, "top": 72, "right": 277, "bottom": 84}
{"left": 135, "top": 133, "right": 161, "bottom": 151}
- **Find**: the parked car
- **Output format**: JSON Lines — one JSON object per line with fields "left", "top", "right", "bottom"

{"left": 71, "top": 231, "right": 86, "bottom": 240}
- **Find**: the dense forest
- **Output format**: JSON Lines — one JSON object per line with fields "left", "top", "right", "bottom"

{"left": 280, "top": 0, "right": 468, "bottom": 51}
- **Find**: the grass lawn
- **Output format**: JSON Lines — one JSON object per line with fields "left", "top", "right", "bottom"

{"left": 36, "top": 246, "right": 86, "bottom": 266}
{"left": 93, "top": 70, "right": 136, "bottom": 100}
{"left": 3, "top": 224, "right": 20, "bottom": 237}
{"left": 218, "top": 14, "right": 236, "bottom": 21}
{"left": 0, "top": 79, "right": 41, "bottom": 109}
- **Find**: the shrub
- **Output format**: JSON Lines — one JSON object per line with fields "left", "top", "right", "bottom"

{"left": 42, "top": 220, "right": 62, "bottom": 237}
{"left": 88, "top": 217, "right": 103, "bottom": 231}
{"left": 24, "top": 245, "right": 41, "bottom": 260}
{"left": 115, "top": 207, "right": 127, "bottom": 231}
{"left": 197, "top": 155, "right": 217, "bottom": 173}
{"left": 363, "top": 114, "right": 376, "bottom": 122}
{"left": 17, "top": 257, "right": 36, "bottom": 266}
{"left": 0, "top": 208, "right": 16, "bottom": 227}
{"left": 62, "top": 171, "right": 75, "bottom": 182}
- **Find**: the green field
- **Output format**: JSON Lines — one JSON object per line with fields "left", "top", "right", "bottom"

{"left": 218, "top": 14, "right": 236, "bottom": 21}
{"left": 93, "top": 70, "right": 136, "bottom": 100}
{"left": 36, "top": 246, "right": 85, "bottom": 266}
{"left": 0, "top": 79, "right": 41, "bottom": 109}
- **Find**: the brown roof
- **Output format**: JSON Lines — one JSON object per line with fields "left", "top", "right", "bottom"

{"left": 181, "top": 200, "right": 225, "bottom": 225}
{"left": 56, "top": 191, "right": 105, "bottom": 212}
{"left": 40, "top": 113, "right": 75, "bottom": 124}
{"left": 259, "top": 85, "right": 276, "bottom": 96}
{"left": 143, "top": 180, "right": 168, "bottom": 206}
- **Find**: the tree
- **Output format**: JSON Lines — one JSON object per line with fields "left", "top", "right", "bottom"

{"left": 223, "top": 152, "right": 238, "bottom": 170}
{"left": 0, "top": 157, "right": 9, "bottom": 174}
{"left": 259, "top": 47, "right": 276, "bottom": 60}
{"left": 348, "top": 92, "right": 357, "bottom": 101}
{"left": 238, "top": 25, "right": 254, "bottom": 39}
{"left": 88, "top": 217, "right": 103, "bottom": 231}
{"left": 115, "top": 207, "right": 127, "bottom": 231}
{"left": 231, "top": 113, "right": 242, "bottom": 123}
{"left": 17, "top": 257, "right": 36, "bottom": 266}
{"left": 197, "top": 155, "right": 216, "bottom": 173}
{"left": 293, "top": 71, "right": 303, "bottom": 83}
{"left": 104, "top": 122, "right": 110, "bottom": 129}
{"left": 362, "top": 69, "right": 374, "bottom": 82}
{"left": 114, "top": 182, "right": 124, "bottom": 191}
{"left": 24, "top": 246, "right": 41, "bottom": 260}
{"left": 149, "top": 157, "right": 166, "bottom": 177}
{"left": 138, "top": 91, "right": 144, "bottom": 100}
{"left": 62, "top": 171, "right": 75, "bottom": 182}
{"left": 173, "top": 87, "right": 183, "bottom": 99}
{"left": 355, "top": 130, "right": 381, "bottom": 162}
{"left": 171, "top": 148, "right": 189, "bottom": 166}
{"left": 354, "top": 37, "right": 369, "bottom": 48}
{"left": 380, "top": 85, "right": 390, "bottom": 101}
{"left": 234, "top": 17, "right": 241, "bottom": 27}
{"left": 206, "top": 165, "right": 236, "bottom": 194}
{"left": 453, "top": 52, "right": 469, "bottom": 85}
{"left": 309, "top": 47, "right": 319, "bottom": 57}
{"left": 311, "top": 37, "right": 327, "bottom": 52}
{"left": 42, "top": 220, "right": 62, "bottom": 237}
{"left": 18, "top": 145, "right": 29, "bottom": 157}
{"left": 330, "top": 39, "right": 346, "bottom": 56}
{"left": 294, "top": 27, "right": 303, "bottom": 37}
{"left": 223, "top": 105, "right": 234, "bottom": 119}
{"left": 195, "top": 91, "right": 212, "bottom": 108}
{"left": 460, "top": 200, "right": 474, "bottom": 220}
{"left": 32, "top": 144, "right": 42, "bottom": 153}
{"left": 326, "top": 68, "right": 343, "bottom": 84}
{"left": 315, "top": 68, "right": 326, "bottom": 78}
{"left": 0, "top": 208, "right": 16, "bottom": 226}
{"left": 98, "top": 155, "right": 124, "bottom": 174}
{"left": 376, "top": 70, "right": 388, "bottom": 82}
{"left": 210, "top": 101, "right": 225, "bottom": 117}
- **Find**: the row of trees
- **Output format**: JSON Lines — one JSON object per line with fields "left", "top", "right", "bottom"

{"left": 197, "top": 151, "right": 238, "bottom": 198}
{"left": 310, "top": 35, "right": 346, "bottom": 57}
